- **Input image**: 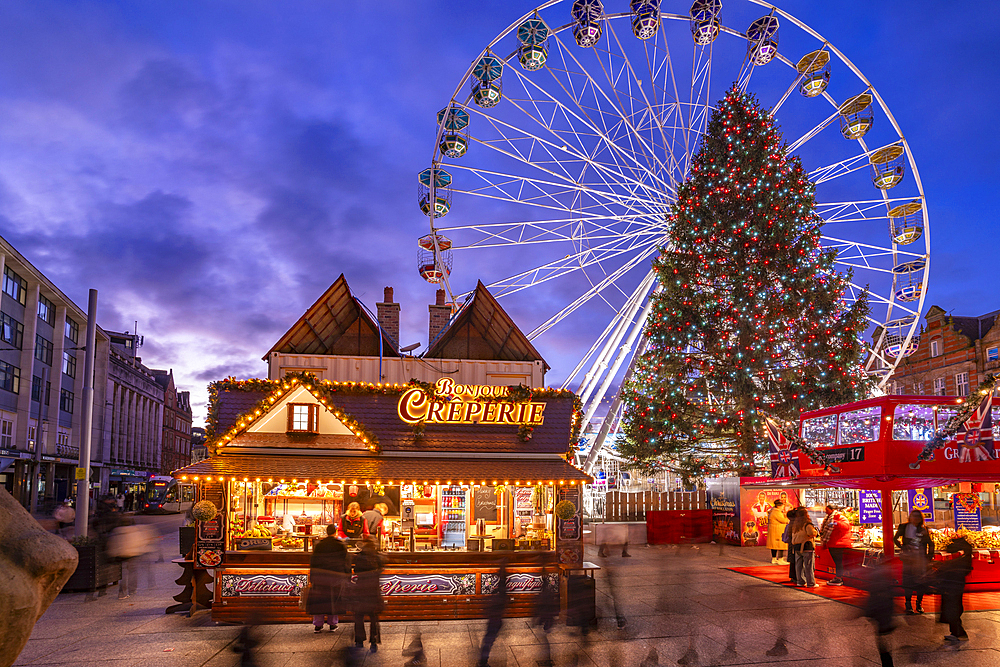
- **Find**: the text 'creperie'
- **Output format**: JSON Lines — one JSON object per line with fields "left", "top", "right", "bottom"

{"left": 397, "top": 377, "right": 545, "bottom": 426}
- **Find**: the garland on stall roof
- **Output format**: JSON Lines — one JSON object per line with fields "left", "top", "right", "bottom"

{"left": 762, "top": 412, "right": 841, "bottom": 474}
{"left": 910, "top": 373, "right": 998, "bottom": 469}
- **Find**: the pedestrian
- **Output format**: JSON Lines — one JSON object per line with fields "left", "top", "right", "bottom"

{"left": 361, "top": 503, "right": 386, "bottom": 545}
{"left": 307, "top": 524, "right": 349, "bottom": 633}
{"left": 790, "top": 509, "right": 818, "bottom": 587}
{"left": 861, "top": 556, "right": 897, "bottom": 667}
{"left": 820, "top": 504, "right": 851, "bottom": 585}
{"left": 782, "top": 507, "right": 802, "bottom": 583}
{"left": 477, "top": 561, "right": 507, "bottom": 667}
{"left": 934, "top": 537, "right": 973, "bottom": 642}
{"left": 767, "top": 499, "right": 789, "bottom": 564}
{"left": 340, "top": 502, "right": 367, "bottom": 542}
{"left": 124, "top": 489, "right": 134, "bottom": 512}
{"left": 892, "top": 509, "right": 932, "bottom": 614}
{"left": 53, "top": 499, "right": 75, "bottom": 538}
{"left": 116, "top": 493, "right": 125, "bottom": 511}
{"left": 350, "top": 538, "right": 383, "bottom": 652}
{"left": 533, "top": 561, "right": 559, "bottom": 667}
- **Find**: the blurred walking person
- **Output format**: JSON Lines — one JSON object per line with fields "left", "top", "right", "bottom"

{"left": 820, "top": 504, "right": 851, "bottom": 585}
{"left": 767, "top": 499, "right": 789, "bottom": 564}
{"left": 790, "top": 509, "right": 817, "bottom": 587}
{"left": 477, "top": 561, "right": 508, "bottom": 667}
{"left": 350, "top": 539, "right": 384, "bottom": 652}
{"left": 892, "top": 509, "right": 932, "bottom": 614}
{"left": 53, "top": 499, "right": 75, "bottom": 538}
{"left": 861, "top": 558, "right": 897, "bottom": 667}
{"left": 307, "top": 524, "right": 349, "bottom": 632}
{"left": 533, "top": 561, "right": 559, "bottom": 667}
{"left": 935, "top": 537, "right": 973, "bottom": 642}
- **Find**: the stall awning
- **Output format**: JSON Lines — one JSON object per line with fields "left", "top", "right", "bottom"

{"left": 172, "top": 454, "right": 591, "bottom": 484}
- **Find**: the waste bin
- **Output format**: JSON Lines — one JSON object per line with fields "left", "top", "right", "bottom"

{"left": 566, "top": 574, "right": 596, "bottom": 627}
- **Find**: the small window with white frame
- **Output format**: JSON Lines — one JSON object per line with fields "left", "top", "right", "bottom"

{"left": 956, "top": 372, "right": 970, "bottom": 397}
{"left": 933, "top": 377, "right": 946, "bottom": 396}
{"left": 930, "top": 339, "right": 942, "bottom": 357}
{"left": 988, "top": 346, "right": 999, "bottom": 362}
{"left": 287, "top": 404, "right": 319, "bottom": 433}
{"left": 0, "top": 418, "right": 11, "bottom": 448}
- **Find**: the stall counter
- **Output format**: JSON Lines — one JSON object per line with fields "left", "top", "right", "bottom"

{"left": 213, "top": 550, "right": 560, "bottom": 624}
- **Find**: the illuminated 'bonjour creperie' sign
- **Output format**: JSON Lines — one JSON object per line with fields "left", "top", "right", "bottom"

{"left": 397, "top": 378, "right": 546, "bottom": 426}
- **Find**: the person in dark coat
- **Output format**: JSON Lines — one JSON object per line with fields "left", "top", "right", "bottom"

{"left": 478, "top": 561, "right": 508, "bottom": 667}
{"left": 861, "top": 557, "right": 897, "bottom": 667}
{"left": 892, "top": 510, "right": 933, "bottom": 614}
{"left": 935, "top": 537, "right": 973, "bottom": 642}
{"left": 350, "top": 539, "right": 384, "bottom": 651}
{"left": 533, "top": 561, "right": 559, "bottom": 667}
{"left": 307, "top": 524, "right": 350, "bottom": 632}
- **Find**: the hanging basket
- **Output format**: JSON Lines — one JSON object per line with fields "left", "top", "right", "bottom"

{"left": 555, "top": 499, "right": 577, "bottom": 521}
{"left": 192, "top": 500, "right": 218, "bottom": 522}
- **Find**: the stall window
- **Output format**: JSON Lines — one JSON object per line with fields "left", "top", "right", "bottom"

{"left": 936, "top": 407, "right": 958, "bottom": 431}
{"left": 802, "top": 414, "right": 838, "bottom": 447}
{"left": 893, "top": 404, "right": 935, "bottom": 440}
{"left": 838, "top": 406, "right": 881, "bottom": 445}
{"left": 287, "top": 403, "right": 319, "bottom": 432}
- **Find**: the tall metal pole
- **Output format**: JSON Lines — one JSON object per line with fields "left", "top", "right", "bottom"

{"left": 74, "top": 289, "right": 98, "bottom": 538}
{"left": 28, "top": 365, "right": 47, "bottom": 514}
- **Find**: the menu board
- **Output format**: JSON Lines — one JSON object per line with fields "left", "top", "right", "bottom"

{"left": 195, "top": 482, "right": 226, "bottom": 569}
{"left": 474, "top": 487, "right": 498, "bottom": 522}
{"left": 859, "top": 490, "right": 882, "bottom": 525}
{"left": 557, "top": 487, "right": 581, "bottom": 541}
{"left": 953, "top": 493, "right": 983, "bottom": 531}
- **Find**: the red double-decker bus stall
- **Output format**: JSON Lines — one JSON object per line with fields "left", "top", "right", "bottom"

{"left": 760, "top": 393, "right": 1000, "bottom": 589}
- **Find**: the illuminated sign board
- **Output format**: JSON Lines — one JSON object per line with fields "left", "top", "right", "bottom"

{"left": 397, "top": 378, "right": 545, "bottom": 426}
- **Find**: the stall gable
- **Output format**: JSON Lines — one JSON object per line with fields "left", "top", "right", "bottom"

{"left": 246, "top": 385, "right": 353, "bottom": 436}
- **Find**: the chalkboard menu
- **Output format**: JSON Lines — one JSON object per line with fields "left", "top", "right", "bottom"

{"left": 474, "top": 487, "right": 498, "bottom": 521}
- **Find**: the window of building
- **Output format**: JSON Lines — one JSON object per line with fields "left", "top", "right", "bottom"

{"left": 933, "top": 377, "right": 946, "bottom": 396}
{"left": 0, "top": 312, "right": 22, "bottom": 350}
{"left": 0, "top": 419, "right": 11, "bottom": 448}
{"left": 2, "top": 266, "right": 26, "bottom": 306}
{"left": 56, "top": 431, "right": 69, "bottom": 447}
{"left": 37, "top": 295, "right": 54, "bottom": 326}
{"left": 287, "top": 404, "right": 319, "bottom": 433}
{"left": 956, "top": 372, "right": 970, "bottom": 397}
{"left": 65, "top": 317, "right": 79, "bottom": 344}
{"left": 34, "top": 334, "right": 52, "bottom": 365}
{"left": 59, "top": 389, "right": 74, "bottom": 414}
{"left": 988, "top": 347, "right": 999, "bottom": 363}
{"left": 914, "top": 381, "right": 924, "bottom": 395}
{"left": 26, "top": 423, "right": 35, "bottom": 450}
{"left": 893, "top": 382, "right": 904, "bottom": 395}
{"left": 62, "top": 352, "right": 76, "bottom": 378}
{"left": 930, "top": 339, "right": 941, "bottom": 358}
{"left": 0, "top": 361, "right": 19, "bottom": 394}
{"left": 30, "top": 375, "right": 50, "bottom": 404}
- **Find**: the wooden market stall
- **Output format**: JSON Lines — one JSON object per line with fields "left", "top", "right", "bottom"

{"left": 173, "top": 374, "right": 590, "bottom": 623}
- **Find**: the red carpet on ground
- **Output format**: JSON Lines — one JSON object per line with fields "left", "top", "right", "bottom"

{"left": 727, "top": 565, "right": 1000, "bottom": 612}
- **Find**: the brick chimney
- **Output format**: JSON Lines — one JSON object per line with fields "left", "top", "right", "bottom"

{"left": 428, "top": 288, "right": 451, "bottom": 345}
{"left": 376, "top": 286, "right": 400, "bottom": 345}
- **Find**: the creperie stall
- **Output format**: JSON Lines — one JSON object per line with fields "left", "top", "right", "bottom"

{"left": 760, "top": 392, "right": 1000, "bottom": 588}
{"left": 173, "top": 374, "right": 590, "bottom": 623}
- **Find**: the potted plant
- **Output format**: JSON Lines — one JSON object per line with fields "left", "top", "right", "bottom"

{"left": 62, "top": 535, "right": 122, "bottom": 592}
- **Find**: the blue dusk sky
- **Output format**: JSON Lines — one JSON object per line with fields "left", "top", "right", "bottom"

{"left": 0, "top": 1, "right": 995, "bottom": 424}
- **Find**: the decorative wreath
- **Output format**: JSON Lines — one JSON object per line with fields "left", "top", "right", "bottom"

{"left": 554, "top": 499, "right": 577, "bottom": 521}
{"left": 955, "top": 493, "right": 982, "bottom": 514}
{"left": 192, "top": 500, "right": 218, "bottom": 522}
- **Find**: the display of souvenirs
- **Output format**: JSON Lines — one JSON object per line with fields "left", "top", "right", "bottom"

{"left": 309, "top": 484, "right": 342, "bottom": 498}
{"left": 930, "top": 526, "right": 1000, "bottom": 551}
{"left": 265, "top": 484, "right": 288, "bottom": 496}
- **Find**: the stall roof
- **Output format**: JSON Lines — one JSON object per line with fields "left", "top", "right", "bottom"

{"left": 172, "top": 453, "right": 591, "bottom": 484}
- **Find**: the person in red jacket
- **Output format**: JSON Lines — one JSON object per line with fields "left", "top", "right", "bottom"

{"left": 820, "top": 504, "right": 852, "bottom": 586}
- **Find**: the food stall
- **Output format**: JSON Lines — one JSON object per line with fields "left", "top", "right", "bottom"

{"left": 173, "top": 374, "right": 589, "bottom": 623}
{"left": 755, "top": 392, "right": 1000, "bottom": 589}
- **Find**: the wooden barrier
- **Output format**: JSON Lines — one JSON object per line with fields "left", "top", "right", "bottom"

{"left": 602, "top": 490, "right": 705, "bottom": 522}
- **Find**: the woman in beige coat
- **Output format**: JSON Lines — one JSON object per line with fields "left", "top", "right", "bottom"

{"left": 766, "top": 500, "right": 789, "bottom": 564}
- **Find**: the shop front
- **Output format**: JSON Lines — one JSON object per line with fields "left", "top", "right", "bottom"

{"left": 750, "top": 393, "right": 1000, "bottom": 589}
{"left": 174, "top": 374, "right": 589, "bottom": 623}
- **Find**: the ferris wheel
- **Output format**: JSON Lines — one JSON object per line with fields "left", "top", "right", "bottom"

{"left": 416, "top": 0, "right": 930, "bottom": 468}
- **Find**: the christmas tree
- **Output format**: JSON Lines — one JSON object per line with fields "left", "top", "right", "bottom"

{"left": 619, "top": 86, "right": 871, "bottom": 479}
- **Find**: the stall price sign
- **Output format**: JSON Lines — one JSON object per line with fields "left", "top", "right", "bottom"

{"left": 859, "top": 490, "right": 882, "bottom": 524}
{"left": 907, "top": 488, "right": 934, "bottom": 521}
{"left": 953, "top": 493, "right": 983, "bottom": 531}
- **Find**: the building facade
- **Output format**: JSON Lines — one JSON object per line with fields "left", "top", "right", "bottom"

{"left": 885, "top": 305, "right": 1000, "bottom": 397}
{"left": 153, "top": 369, "right": 193, "bottom": 474}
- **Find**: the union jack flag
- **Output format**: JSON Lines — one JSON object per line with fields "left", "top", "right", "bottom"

{"left": 767, "top": 419, "right": 799, "bottom": 479}
{"left": 957, "top": 392, "right": 995, "bottom": 463}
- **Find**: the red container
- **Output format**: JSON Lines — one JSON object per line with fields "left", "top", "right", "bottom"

{"left": 646, "top": 510, "right": 712, "bottom": 544}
